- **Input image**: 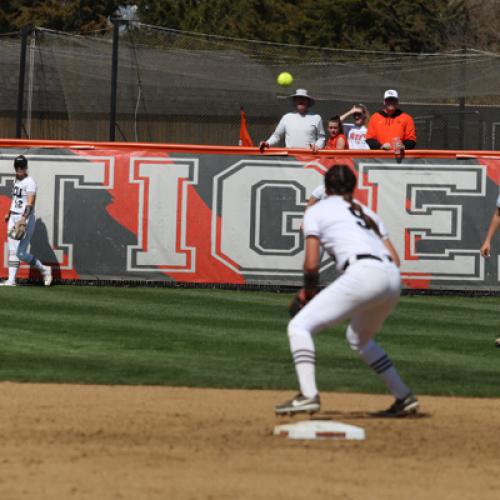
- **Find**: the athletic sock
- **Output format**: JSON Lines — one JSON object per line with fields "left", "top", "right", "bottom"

{"left": 288, "top": 328, "right": 318, "bottom": 398}
{"left": 7, "top": 260, "right": 19, "bottom": 283}
{"left": 31, "top": 258, "right": 45, "bottom": 272}
{"left": 357, "top": 340, "right": 410, "bottom": 400}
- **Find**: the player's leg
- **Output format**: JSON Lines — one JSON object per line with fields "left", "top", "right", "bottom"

{"left": 276, "top": 262, "right": 389, "bottom": 414}
{"left": 346, "top": 265, "right": 418, "bottom": 416}
{"left": 1, "top": 218, "right": 20, "bottom": 285}
{"left": 15, "top": 215, "right": 52, "bottom": 286}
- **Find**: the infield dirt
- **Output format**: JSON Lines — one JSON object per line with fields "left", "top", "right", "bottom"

{"left": 0, "top": 382, "right": 498, "bottom": 500}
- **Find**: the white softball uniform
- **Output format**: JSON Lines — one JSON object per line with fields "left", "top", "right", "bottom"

{"left": 496, "top": 191, "right": 500, "bottom": 207}
{"left": 303, "top": 195, "right": 390, "bottom": 271}
{"left": 310, "top": 184, "right": 326, "bottom": 201}
{"left": 8, "top": 176, "right": 37, "bottom": 265}
{"left": 287, "top": 194, "right": 411, "bottom": 402}
{"left": 10, "top": 176, "right": 36, "bottom": 214}
{"left": 292, "top": 195, "right": 399, "bottom": 348}
{"left": 267, "top": 112, "right": 326, "bottom": 149}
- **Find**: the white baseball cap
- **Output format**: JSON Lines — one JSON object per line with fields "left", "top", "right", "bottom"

{"left": 384, "top": 89, "right": 399, "bottom": 100}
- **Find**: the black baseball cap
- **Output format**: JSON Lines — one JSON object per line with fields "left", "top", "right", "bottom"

{"left": 13, "top": 155, "right": 28, "bottom": 169}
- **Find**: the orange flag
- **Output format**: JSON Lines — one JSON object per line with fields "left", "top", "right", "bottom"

{"left": 239, "top": 107, "right": 254, "bottom": 147}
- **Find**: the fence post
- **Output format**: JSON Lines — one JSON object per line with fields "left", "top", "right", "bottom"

{"left": 109, "top": 18, "right": 121, "bottom": 141}
{"left": 457, "top": 11, "right": 468, "bottom": 150}
{"left": 16, "top": 26, "right": 31, "bottom": 139}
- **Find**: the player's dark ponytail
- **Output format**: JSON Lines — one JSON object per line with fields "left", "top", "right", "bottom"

{"left": 346, "top": 196, "right": 382, "bottom": 238}
{"left": 324, "top": 164, "right": 382, "bottom": 238}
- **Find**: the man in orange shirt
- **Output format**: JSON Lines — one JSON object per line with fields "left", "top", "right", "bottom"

{"left": 366, "top": 90, "right": 416, "bottom": 151}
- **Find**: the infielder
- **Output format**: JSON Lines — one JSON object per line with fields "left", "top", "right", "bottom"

{"left": 276, "top": 164, "right": 418, "bottom": 417}
{"left": 479, "top": 190, "right": 500, "bottom": 347}
{"left": 304, "top": 181, "right": 400, "bottom": 265}
{"left": 1, "top": 155, "right": 52, "bottom": 287}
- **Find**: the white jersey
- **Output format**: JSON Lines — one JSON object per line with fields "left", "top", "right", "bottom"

{"left": 345, "top": 124, "right": 369, "bottom": 150}
{"left": 311, "top": 184, "right": 327, "bottom": 201}
{"left": 496, "top": 191, "right": 500, "bottom": 207}
{"left": 267, "top": 111, "right": 326, "bottom": 148}
{"left": 303, "top": 195, "right": 390, "bottom": 271}
{"left": 10, "top": 176, "right": 36, "bottom": 215}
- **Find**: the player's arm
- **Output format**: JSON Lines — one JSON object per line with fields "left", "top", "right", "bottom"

{"left": 383, "top": 238, "right": 401, "bottom": 267}
{"left": 303, "top": 236, "right": 320, "bottom": 298}
{"left": 306, "top": 196, "right": 319, "bottom": 208}
{"left": 21, "top": 193, "right": 36, "bottom": 221}
{"left": 367, "top": 206, "right": 400, "bottom": 266}
{"left": 480, "top": 206, "right": 500, "bottom": 257}
{"left": 301, "top": 185, "right": 324, "bottom": 229}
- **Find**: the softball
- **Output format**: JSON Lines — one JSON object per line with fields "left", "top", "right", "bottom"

{"left": 277, "top": 72, "right": 294, "bottom": 87}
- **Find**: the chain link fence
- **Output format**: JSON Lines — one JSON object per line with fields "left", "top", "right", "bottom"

{"left": 1, "top": 23, "right": 500, "bottom": 149}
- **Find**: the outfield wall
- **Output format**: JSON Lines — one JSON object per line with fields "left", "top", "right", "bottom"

{"left": 0, "top": 139, "right": 498, "bottom": 290}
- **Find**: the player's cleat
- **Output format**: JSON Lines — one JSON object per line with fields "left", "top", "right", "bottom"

{"left": 0, "top": 281, "right": 16, "bottom": 286}
{"left": 275, "top": 393, "right": 321, "bottom": 416}
{"left": 375, "top": 393, "right": 419, "bottom": 417}
{"left": 42, "top": 265, "right": 52, "bottom": 287}
{"left": 495, "top": 337, "right": 500, "bottom": 348}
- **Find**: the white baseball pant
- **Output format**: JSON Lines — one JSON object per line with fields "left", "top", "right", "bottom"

{"left": 288, "top": 259, "right": 410, "bottom": 399}
{"left": 7, "top": 212, "right": 37, "bottom": 266}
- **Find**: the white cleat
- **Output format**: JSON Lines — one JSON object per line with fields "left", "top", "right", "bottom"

{"left": 42, "top": 266, "right": 53, "bottom": 287}
{"left": 0, "top": 281, "right": 16, "bottom": 287}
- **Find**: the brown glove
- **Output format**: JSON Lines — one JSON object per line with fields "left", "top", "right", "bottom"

{"left": 289, "top": 288, "right": 308, "bottom": 318}
{"left": 9, "top": 219, "right": 27, "bottom": 240}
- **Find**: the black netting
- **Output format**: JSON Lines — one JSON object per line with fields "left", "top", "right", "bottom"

{"left": 2, "top": 24, "right": 500, "bottom": 148}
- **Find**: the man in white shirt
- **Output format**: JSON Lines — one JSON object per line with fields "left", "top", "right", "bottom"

{"left": 259, "top": 89, "right": 325, "bottom": 152}
{"left": 1, "top": 155, "right": 52, "bottom": 287}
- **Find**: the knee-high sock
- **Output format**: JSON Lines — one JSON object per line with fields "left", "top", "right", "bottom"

{"left": 347, "top": 329, "right": 410, "bottom": 400}
{"left": 287, "top": 323, "right": 318, "bottom": 398}
{"left": 28, "top": 256, "right": 45, "bottom": 271}
{"left": 362, "top": 341, "right": 410, "bottom": 400}
{"left": 7, "top": 257, "right": 19, "bottom": 283}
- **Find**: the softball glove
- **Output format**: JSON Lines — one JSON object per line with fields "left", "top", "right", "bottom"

{"left": 9, "top": 219, "right": 27, "bottom": 240}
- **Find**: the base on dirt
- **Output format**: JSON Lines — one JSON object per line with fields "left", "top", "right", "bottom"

{"left": 273, "top": 420, "right": 365, "bottom": 440}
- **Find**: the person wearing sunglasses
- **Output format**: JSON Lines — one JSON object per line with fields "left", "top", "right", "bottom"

{"left": 340, "top": 104, "right": 370, "bottom": 150}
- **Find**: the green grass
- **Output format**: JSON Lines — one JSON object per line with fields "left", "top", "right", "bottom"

{"left": 0, "top": 286, "right": 498, "bottom": 397}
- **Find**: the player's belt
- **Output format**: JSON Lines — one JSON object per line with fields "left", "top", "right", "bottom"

{"left": 343, "top": 254, "right": 392, "bottom": 271}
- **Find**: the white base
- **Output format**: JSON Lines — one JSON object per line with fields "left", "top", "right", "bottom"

{"left": 273, "top": 420, "right": 365, "bottom": 440}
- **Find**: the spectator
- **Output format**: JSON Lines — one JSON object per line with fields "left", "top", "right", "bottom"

{"left": 340, "top": 104, "right": 370, "bottom": 149}
{"left": 325, "top": 115, "right": 348, "bottom": 150}
{"left": 260, "top": 89, "right": 326, "bottom": 152}
{"left": 366, "top": 90, "right": 416, "bottom": 151}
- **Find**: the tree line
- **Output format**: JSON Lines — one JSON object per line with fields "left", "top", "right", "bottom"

{"left": 0, "top": 0, "right": 497, "bottom": 53}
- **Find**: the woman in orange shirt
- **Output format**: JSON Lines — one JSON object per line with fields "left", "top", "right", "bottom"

{"left": 325, "top": 115, "right": 349, "bottom": 150}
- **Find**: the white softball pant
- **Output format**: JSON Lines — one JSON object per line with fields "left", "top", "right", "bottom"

{"left": 289, "top": 259, "right": 401, "bottom": 350}
{"left": 7, "top": 213, "right": 37, "bottom": 265}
